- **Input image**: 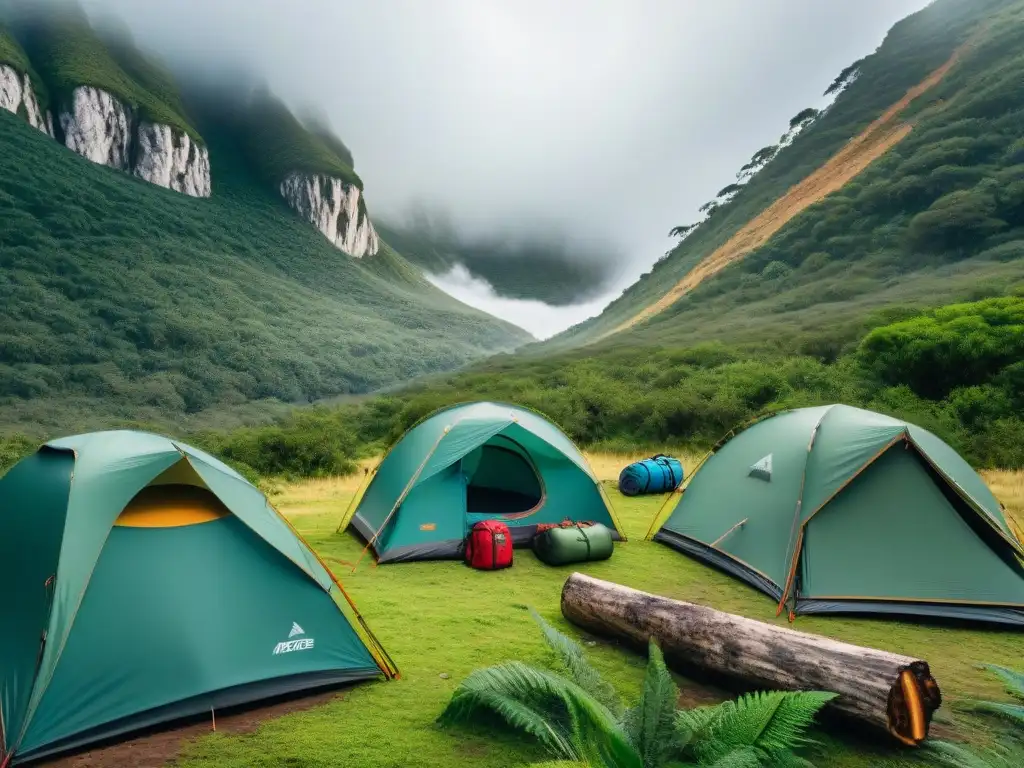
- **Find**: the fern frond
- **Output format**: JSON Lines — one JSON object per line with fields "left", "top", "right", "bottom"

{"left": 675, "top": 702, "right": 722, "bottom": 743}
{"left": 980, "top": 664, "right": 1024, "bottom": 701}
{"left": 437, "top": 663, "right": 577, "bottom": 758}
{"left": 702, "top": 746, "right": 768, "bottom": 767}
{"left": 965, "top": 701, "right": 1024, "bottom": 726}
{"left": 621, "top": 640, "right": 685, "bottom": 767}
{"left": 675, "top": 690, "right": 835, "bottom": 764}
{"left": 923, "top": 739, "right": 1024, "bottom": 768}
{"left": 437, "top": 661, "right": 639, "bottom": 767}
{"left": 530, "top": 608, "right": 623, "bottom": 716}
{"left": 747, "top": 690, "right": 836, "bottom": 755}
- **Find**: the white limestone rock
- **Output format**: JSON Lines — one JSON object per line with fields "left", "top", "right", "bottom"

{"left": 0, "top": 65, "right": 54, "bottom": 137}
{"left": 58, "top": 87, "right": 211, "bottom": 197}
{"left": 60, "top": 86, "right": 132, "bottom": 169}
{"left": 0, "top": 64, "right": 20, "bottom": 114}
{"left": 280, "top": 173, "right": 380, "bottom": 258}
{"left": 134, "top": 122, "right": 211, "bottom": 198}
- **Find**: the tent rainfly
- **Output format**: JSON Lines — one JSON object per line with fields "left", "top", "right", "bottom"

{"left": 0, "top": 431, "right": 397, "bottom": 767}
{"left": 651, "top": 404, "right": 1024, "bottom": 626}
{"left": 346, "top": 402, "right": 625, "bottom": 563}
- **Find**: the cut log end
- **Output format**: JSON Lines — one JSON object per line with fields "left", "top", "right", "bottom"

{"left": 887, "top": 662, "right": 942, "bottom": 746}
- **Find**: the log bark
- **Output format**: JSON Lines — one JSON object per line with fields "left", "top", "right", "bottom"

{"left": 560, "top": 573, "right": 941, "bottom": 746}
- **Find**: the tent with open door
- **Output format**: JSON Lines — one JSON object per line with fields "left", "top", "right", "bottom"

{"left": 651, "top": 404, "right": 1024, "bottom": 626}
{"left": 0, "top": 431, "right": 397, "bottom": 766}
{"left": 347, "top": 402, "right": 624, "bottom": 563}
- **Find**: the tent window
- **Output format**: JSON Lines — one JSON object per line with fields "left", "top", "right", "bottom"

{"left": 464, "top": 439, "right": 543, "bottom": 516}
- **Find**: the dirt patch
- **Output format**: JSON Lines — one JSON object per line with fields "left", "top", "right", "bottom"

{"left": 37, "top": 690, "right": 342, "bottom": 768}
{"left": 603, "top": 37, "right": 977, "bottom": 341}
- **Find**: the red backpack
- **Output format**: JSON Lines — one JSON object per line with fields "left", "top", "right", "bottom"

{"left": 465, "top": 520, "right": 514, "bottom": 570}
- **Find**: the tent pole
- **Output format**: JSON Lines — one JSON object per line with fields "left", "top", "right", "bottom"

{"left": 645, "top": 487, "right": 683, "bottom": 541}
{"left": 776, "top": 411, "right": 831, "bottom": 615}
{"left": 335, "top": 464, "right": 376, "bottom": 534}
{"left": 596, "top": 480, "right": 628, "bottom": 541}
{"left": 350, "top": 421, "right": 459, "bottom": 572}
{"left": 267, "top": 498, "right": 401, "bottom": 679}
{"left": 643, "top": 446, "right": 714, "bottom": 541}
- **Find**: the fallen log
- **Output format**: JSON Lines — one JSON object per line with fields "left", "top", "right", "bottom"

{"left": 560, "top": 573, "right": 941, "bottom": 746}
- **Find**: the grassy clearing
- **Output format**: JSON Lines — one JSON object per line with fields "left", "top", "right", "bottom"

{"left": 176, "top": 455, "right": 1024, "bottom": 768}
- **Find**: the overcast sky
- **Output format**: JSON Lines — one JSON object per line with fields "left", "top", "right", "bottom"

{"left": 69, "top": 0, "right": 931, "bottom": 337}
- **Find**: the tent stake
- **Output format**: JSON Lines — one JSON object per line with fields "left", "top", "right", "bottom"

{"left": 211, "top": 708, "right": 216, "bottom": 731}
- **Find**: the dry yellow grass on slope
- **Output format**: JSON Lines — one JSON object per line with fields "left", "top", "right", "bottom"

{"left": 603, "top": 36, "right": 979, "bottom": 341}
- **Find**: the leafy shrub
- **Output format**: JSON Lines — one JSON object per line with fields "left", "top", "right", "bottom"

{"left": 858, "top": 297, "right": 1024, "bottom": 398}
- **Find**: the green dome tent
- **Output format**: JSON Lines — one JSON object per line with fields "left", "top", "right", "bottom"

{"left": 650, "top": 405, "right": 1024, "bottom": 626}
{"left": 345, "top": 402, "right": 625, "bottom": 563}
{"left": 0, "top": 431, "right": 396, "bottom": 766}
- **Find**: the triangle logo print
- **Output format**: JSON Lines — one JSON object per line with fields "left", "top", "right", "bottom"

{"left": 749, "top": 454, "right": 773, "bottom": 482}
{"left": 289, "top": 622, "right": 305, "bottom": 638}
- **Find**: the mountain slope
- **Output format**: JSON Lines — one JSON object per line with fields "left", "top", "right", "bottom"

{"left": 540, "top": 0, "right": 1023, "bottom": 352}
{"left": 0, "top": 108, "right": 529, "bottom": 431}
{"left": 20, "top": 4, "right": 201, "bottom": 141}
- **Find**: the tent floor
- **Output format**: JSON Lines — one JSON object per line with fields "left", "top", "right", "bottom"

{"left": 30, "top": 688, "right": 344, "bottom": 768}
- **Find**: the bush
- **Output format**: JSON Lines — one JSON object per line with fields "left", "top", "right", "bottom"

{"left": 858, "top": 296, "right": 1024, "bottom": 398}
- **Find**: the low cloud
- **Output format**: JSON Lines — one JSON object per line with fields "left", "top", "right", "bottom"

{"left": 426, "top": 264, "right": 611, "bottom": 339}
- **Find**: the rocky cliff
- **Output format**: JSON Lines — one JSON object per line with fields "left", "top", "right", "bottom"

{"left": 134, "top": 122, "right": 211, "bottom": 197}
{"left": 0, "top": 64, "right": 54, "bottom": 136}
{"left": 58, "top": 86, "right": 211, "bottom": 197}
{"left": 280, "top": 173, "right": 379, "bottom": 258}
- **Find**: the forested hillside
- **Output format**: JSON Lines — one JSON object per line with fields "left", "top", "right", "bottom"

{"left": 0, "top": 108, "right": 529, "bottom": 432}
{"left": 541, "top": 0, "right": 1024, "bottom": 351}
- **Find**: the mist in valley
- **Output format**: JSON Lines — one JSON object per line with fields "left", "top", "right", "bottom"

{"left": 4, "top": 0, "right": 932, "bottom": 335}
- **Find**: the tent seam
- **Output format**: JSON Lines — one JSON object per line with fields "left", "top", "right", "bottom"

{"left": 906, "top": 435, "right": 1024, "bottom": 557}
{"left": 265, "top": 498, "right": 399, "bottom": 679}
{"left": 178, "top": 453, "right": 329, "bottom": 590}
{"left": 777, "top": 406, "right": 835, "bottom": 614}
{"left": 10, "top": 445, "right": 77, "bottom": 756}
{"left": 799, "top": 595, "right": 1024, "bottom": 606}
{"left": 352, "top": 417, "right": 468, "bottom": 568}
{"left": 781, "top": 430, "right": 907, "bottom": 615}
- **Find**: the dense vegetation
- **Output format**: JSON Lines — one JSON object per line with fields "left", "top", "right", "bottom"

{"left": 0, "top": 108, "right": 528, "bottom": 434}
{"left": 6, "top": 295, "right": 1015, "bottom": 483}
{"left": 544, "top": 0, "right": 1023, "bottom": 349}
{"left": 0, "top": 23, "right": 48, "bottom": 112}
{"left": 378, "top": 219, "right": 620, "bottom": 306}
{"left": 239, "top": 88, "right": 363, "bottom": 190}
{"left": 15, "top": 5, "right": 203, "bottom": 141}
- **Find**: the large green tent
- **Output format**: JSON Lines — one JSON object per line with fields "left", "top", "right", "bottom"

{"left": 0, "top": 431, "right": 396, "bottom": 766}
{"left": 347, "top": 402, "right": 624, "bottom": 563}
{"left": 652, "top": 405, "right": 1024, "bottom": 626}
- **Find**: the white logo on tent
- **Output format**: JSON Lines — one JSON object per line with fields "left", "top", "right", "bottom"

{"left": 274, "top": 622, "right": 315, "bottom": 655}
{"left": 749, "top": 454, "right": 773, "bottom": 482}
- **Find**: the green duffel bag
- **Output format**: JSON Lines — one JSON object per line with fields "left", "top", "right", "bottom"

{"left": 532, "top": 523, "right": 614, "bottom": 565}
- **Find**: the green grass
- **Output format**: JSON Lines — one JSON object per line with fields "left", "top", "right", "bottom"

{"left": 19, "top": 6, "right": 202, "bottom": 141}
{"left": 241, "top": 90, "right": 363, "bottom": 189}
{"left": 0, "top": 23, "right": 49, "bottom": 112}
{"left": 174, "top": 469, "right": 1024, "bottom": 768}
{"left": 0, "top": 108, "right": 529, "bottom": 433}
